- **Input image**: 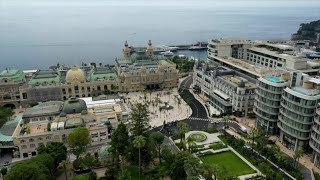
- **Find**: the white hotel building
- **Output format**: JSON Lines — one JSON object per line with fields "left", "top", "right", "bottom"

{"left": 207, "top": 38, "right": 320, "bottom": 79}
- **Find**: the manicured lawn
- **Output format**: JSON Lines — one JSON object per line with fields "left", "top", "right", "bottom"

{"left": 199, "top": 151, "right": 255, "bottom": 179}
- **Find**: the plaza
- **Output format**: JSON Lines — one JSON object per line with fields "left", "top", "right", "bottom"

{"left": 122, "top": 88, "right": 192, "bottom": 127}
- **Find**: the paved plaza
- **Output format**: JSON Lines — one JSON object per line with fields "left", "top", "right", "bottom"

{"left": 123, "top": 88, "right": 192, "bottom": 127}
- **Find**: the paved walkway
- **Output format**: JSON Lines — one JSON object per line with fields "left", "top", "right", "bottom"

{"left": 270, "top": 136, "right": 320, "bottom": 175}
{"left": 124, "top": 88, "right": 192, "bottom": 127}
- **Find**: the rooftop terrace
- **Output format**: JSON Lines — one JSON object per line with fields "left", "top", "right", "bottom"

{"left": 220, "top": 75, "right": 256, "bottom": 89}
{"left": 264, "top": 76, "right": 285, "bottom": 83}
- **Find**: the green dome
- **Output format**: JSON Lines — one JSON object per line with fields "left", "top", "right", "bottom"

{"left": 62, "top": 97, "right": 87, "bottom": 114}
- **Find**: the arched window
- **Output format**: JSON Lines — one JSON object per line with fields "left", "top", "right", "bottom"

{"left": 29, "top": 138, "right": 34, "bottom": 142}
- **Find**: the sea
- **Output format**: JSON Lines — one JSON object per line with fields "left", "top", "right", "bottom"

{"left": 1, "top": 0, "right": 320, "bottom": 70}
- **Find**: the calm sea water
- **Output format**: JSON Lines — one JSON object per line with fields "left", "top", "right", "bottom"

{"left": 1, "top": 0, "right": 320, "bottom": 69}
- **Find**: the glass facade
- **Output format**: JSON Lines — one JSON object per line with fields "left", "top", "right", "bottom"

{"left": 279, "top": 89, "right": 318, "bottom": 151}
{"left": 254, "top": 79, "right": 286, "bottom": 134}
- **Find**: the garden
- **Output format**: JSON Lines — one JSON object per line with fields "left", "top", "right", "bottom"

{"left": 199, "top": 151, "right": 256, "bottom": 179}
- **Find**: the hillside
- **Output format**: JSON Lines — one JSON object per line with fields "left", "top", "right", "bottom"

{"left": 291, "top": 19, "right": 320, "bottom": 41}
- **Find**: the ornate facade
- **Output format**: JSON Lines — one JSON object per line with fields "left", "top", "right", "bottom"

{"left": 0, "top": 41, "right": 179, "bottom": 108}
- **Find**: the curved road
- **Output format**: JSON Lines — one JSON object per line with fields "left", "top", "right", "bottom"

{"left": 178, "top": 76, "right": 241, "bottom": 131}
{"left": 179, "top": 76, "right": 208, "bottom": 119}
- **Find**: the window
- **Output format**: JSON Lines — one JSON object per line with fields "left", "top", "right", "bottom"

{"left": 30, "top": 144, "right": 35, "bottom": 148}
{"left": 46, "top": 136, "right": 51, "bottom": 140}
{"left": 29, "top": 138, "right": 34, "bottom": 142}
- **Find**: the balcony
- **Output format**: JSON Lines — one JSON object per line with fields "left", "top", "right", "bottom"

{"left": 254, "top": 103, "right": 279, "bottom": 115}
{"left": 280, "top": 102, "right": 316, "bottom": 117}
{"left": 313, "top": 126, "right": 320, "bottom": 135}
{"left": 277, "top": 122, "right": 310, "bottom": 140}
{"left": 279, "top": 109, "right": 313, "bottom": 125}
{"left": 256, "top": 90, "right": 281, "bottom": 101}
{"left": 282, "top": 95, "right": 317, "bottom": 109}
{"left": 258, "top": 85, "right": 282, "bottom": 94}
{"left": 254, "top": 97, "right": 280, "bottom": 108}
{"left": 311, "top": 133, "right": 320, "bottom": 147}
{"left": 278, "top": 116, "right": 311, "bottom": 133}
{"left": 309, "top": 140, "right": 320, "bottom": 154}
{"left": 253, "top": 108, "right": 278, "bottom": 122}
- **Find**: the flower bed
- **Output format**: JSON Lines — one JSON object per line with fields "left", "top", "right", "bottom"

{"left": 189, "top": 132, "right": 207, "bottom": 142}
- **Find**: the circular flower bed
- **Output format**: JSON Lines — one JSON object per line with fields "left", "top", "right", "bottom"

{"left": 189, "top": 132, "right": 207, "bottom": 142}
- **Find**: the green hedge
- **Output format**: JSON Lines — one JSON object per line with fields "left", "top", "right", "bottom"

{"left": 209, "top": 142, "right": 227, "bottom": 150}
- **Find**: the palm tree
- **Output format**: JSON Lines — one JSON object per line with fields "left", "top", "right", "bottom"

{"left": 294, "top": 148, "right": 304, "bottom": 168}
{"left": 177, "top": 97, "right": 182, "bottom": 110}
{"left": 223, "top": 115, "right": 229, "bottom": 129}
{"left": 201, "top": 164, "right": 215, "bottom": 180}
{"left": 62, "top": 160, "right": 68, "bottom": 180}
{"left": 249, "top": 128, "right": 258, "bottom": 153}
{"left": 133, "top": 135, "right": 146, "bottom": 180}
{"left": 275, "top": 151, "right": 285, "bottom": 167}
{"left": 154, "top": 96, "right": 161, "bottom": 107}
{"left": 143, "top": 91, "right": 148, "bottom": 103}
{"left": 177, "top": 122, "right": 190, "bottom": 150}
{"left": 186, "top": 136, "right": 196, "bottom": 153}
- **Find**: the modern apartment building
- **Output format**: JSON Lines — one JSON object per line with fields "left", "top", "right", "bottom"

{"left": 254, "top": 74, "right": 290, "bottom": 134}
{"left": 207, "top": 38, "right": 320, "bottom": 79}
{"left": 310, "top": 105, "right": 320, "bottom": 166}
{"left": 254, "top": 71, "right": 320, "bottom": 153}
{"left": 193, "top": 62, "right": 256, "bottom": 117}
{"left": 279, "top": 80, "right": 320, "bottom": 151}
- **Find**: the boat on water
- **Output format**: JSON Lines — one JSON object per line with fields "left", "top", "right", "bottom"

{"left": 188, "top": 42, "right": 208, "bottom": 50}
{"left": 154, "top": 45, "right": 178, "bottom": 52}
{"left": 160, "top": 51, "right": 174, "bottom": 56}
{"left": 188, "top": 46, "right": 207, "bottom": 50}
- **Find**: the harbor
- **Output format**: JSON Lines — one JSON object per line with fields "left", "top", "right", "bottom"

{"left": 130, "top": 41, "right": 208, "bottom": 53}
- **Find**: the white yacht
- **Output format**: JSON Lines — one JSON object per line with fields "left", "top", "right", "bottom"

{"left": 160, "top": 51, "right": 174, "bottom": 56}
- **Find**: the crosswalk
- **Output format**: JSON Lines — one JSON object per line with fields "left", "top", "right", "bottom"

{"left": 187, "top": 117, "right": 236, "bottom": 124}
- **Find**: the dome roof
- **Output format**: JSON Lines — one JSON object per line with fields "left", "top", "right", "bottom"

{"left": 65, "top": 66, "right": 85, "bottom": 83}
{"left": 62, "top": 97, "right": 87, "bottom": 114}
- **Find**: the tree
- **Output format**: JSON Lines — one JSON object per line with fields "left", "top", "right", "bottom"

{"left": 0, "top": 107, "right": 13, "bottom": 127}
{"left": 143, "top": 91, "right": 147, "bottom": 103}
{"left": 32, "top": 153, "right": 55, "bottom": 175}
{"left": 184, "top": 154, "right": 202, "bottom": 179}
{"left": 37, "top": 142, "right": 67, "bottom": 166}
{"left": 110, "top": 122, "right": 129, "bottom": 167}
{"left": 0, "top": 168, "right": 7, "bottom": 176}
{"left": 222, "top": 115, "right": 229, "bottom": 130}
{"left": 294, "top": 148, "right": 304, "bottom": 168}
{"left": 131, "top": 103, "right": 150, "bottom": 136}
{"left": 154, "top": 96, "right": 161, "bottom": 107}
{"left": 275, "top": 151, "right": 286, "bottom": 167}
{"left": 249, "top": 128, "right": 259, "bottom": 153}
{"left": 159, "top": 106, "right": 163, "bottom": 118}
{"left": 170, "top": 151, "right": 197, "bottom": 180}
{"left": 117, "top": 167, "right": 131, "bottom": 180}
{"left": 67, "top": 127, "right": 91, "bottom": 159}
{"left": 5, "top": 160, "right": 50, "bottom": 180}
{"left": 133, "top": 135, "right": 146, "bottom": 180}
{"left": 161, "top": 147, "right": 175, "bottom": 168}
{"left": 177, "top": 122, "right": 189, "bottom": 149}
{"left": 186, "top": 136, "right": 196, "bottom": 153}
{"left": 201, "top": 164, "right": 214, "bottom": 180}
{"left": 151, "top": 132, "right": 165, "bottom": 163}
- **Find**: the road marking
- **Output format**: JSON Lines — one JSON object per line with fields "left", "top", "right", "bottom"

{"left": 187, "top": 117, "right": 236, "bottom": 124}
